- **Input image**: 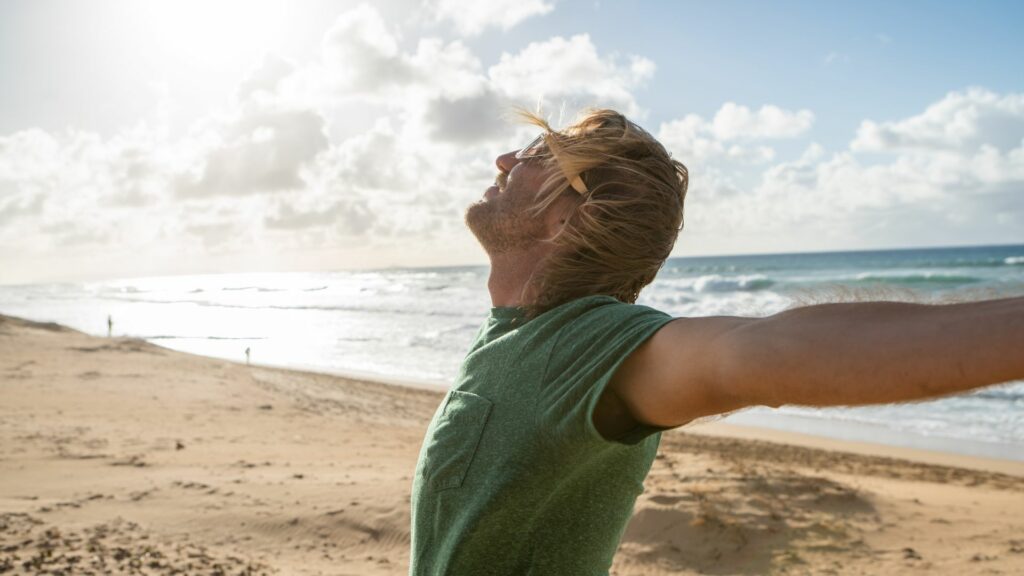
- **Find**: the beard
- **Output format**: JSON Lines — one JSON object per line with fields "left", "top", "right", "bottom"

{"left": 465, "top": 179, "right": 548, "bottom": 255}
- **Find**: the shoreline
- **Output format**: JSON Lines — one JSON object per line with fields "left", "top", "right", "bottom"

{"left": 3, "top": 292, "right": 1021, "bottom": 465}
{"left": 685, "top": 420, "right": 1024, "bottom": 477}
{"left": 2, "top": 312, "right": 1023, "bottom": 574}
{"left": 5, "top": 308, "right": 1021, "bottom": 467}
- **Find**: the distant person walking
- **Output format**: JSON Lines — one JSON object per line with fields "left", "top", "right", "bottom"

{"left": 245, "top": 347, "right": 251, "bottom": 366}
{"left": 106, "top": 314, "right": 113, "bottom": 338}
{"left": 408, "top": 108, "right": 1024, "bottom": 574}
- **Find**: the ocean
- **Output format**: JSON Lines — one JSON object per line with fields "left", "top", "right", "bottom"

{"left": 2, "top": 243, "right": 1022, "bottom": 460}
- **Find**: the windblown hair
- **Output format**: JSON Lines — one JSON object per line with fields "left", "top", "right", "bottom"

{"left": 514, "top": 108, "right": 688, "bottom": 320}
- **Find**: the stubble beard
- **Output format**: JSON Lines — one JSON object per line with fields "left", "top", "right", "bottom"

{"left": 464, "top": 187, "right": 546, "bottom": 256}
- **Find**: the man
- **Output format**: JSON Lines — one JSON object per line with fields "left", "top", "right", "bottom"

{"left": 408, "top": 108, "right": 1023, "bottom": 575}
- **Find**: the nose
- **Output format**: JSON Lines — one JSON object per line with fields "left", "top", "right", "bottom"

{"left": 495, "top": 150, "right": 520, "bottom": 174}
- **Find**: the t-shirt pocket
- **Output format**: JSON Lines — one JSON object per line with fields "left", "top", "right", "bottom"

{"left": 420, "top": 390, "right": 493, "bottom": 493}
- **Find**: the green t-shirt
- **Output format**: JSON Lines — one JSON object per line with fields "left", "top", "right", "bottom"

{"left": 409, "top": 294, "right": 676, "bottom": 575}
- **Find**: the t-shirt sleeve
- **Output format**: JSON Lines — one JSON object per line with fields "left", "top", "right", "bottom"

{"left": 537, "top": 298, "right": 676, "bottom": 447}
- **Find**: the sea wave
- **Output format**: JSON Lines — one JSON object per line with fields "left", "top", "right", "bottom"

{"left": 692, "top": 274, "right": 775, "bottom": 293}
{"left": 221, "top": 286, "right": 287, "bottom": 292}
{"left": 868, "top": 255, "right": 1024, "bottom": 268}
{"left": 63, "top": 293, "right": 473, "bottom": 318}
{"left": 970, "top": 382, "right": 1024, "bottom": 402}
{"left": 852, "top": 272, "right": 982, "bottom": 285}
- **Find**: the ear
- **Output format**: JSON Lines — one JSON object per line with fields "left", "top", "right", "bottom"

{"left": 544, "top": 195, "right": 579, "bottom": 239}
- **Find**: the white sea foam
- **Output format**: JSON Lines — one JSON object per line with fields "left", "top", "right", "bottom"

{"left": 691, "top": 273, "right": 775, "bottom": 292}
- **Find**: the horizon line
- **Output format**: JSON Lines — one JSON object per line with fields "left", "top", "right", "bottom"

{"left": 1, "top": 239, "right": 1021, "bottom": 288}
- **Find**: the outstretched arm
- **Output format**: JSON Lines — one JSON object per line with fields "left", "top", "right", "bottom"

{"left": 610, "top": 296, "right": 1024, "bottom": 428}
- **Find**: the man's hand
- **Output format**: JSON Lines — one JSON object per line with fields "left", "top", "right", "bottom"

{"left": 608, "top": 296, "right": 1024, "bottom": 430}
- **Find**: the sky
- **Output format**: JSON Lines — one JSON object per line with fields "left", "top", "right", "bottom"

{"left": 1, "top": 0, "right": 1023, "bottom": 284}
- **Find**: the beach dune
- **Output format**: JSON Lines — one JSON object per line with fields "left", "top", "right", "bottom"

{"left": 1, "top": 313, "right": 1022, "bottom": 575}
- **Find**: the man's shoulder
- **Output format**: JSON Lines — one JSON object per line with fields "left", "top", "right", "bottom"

{"left": 556, "top": 294, "right": 668, "bottom": 324}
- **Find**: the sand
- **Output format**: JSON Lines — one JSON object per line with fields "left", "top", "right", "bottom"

{"left": 1, "top": 313, "right": 1022, "bottom": 575}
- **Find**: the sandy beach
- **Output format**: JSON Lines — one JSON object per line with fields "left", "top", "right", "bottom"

{"left": 1, "top": 313, "right": 1022, "bottom": 575}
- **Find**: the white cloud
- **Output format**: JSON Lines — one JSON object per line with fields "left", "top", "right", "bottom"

{"left": 425, "top": 89, "right": 507, "bottom": 143}
{"left": 711, "top": 103, "right": 814, "bottom": 140}
{"left": 746, "top": 142, "right": 1024, "bottom": 247}
{"left": 725, "top": 93, "right": 1024, "bottom": 246}
{"left": 321, "top": 4, "right": 411, "bottom": 93}
{"left": 427, "top": 0, "right": 555, "bottom": 36}
{"left": 175, "top": 100, "right": 329, "bottom": 198}
{"left": 237, "top": 53, "right": 297, "bottom": 100}
{"left": 406, "top": 38, "right": 487, "bottom": 100}
{"left": 488, "top": 34, "right": 654, "bottom": 117}
{"left": 313, "top": 117, "right": 418, "bottom": 192}
{"left": 264, "top": 199, "right": 375, "bottom": 235}
{"left": 321, "top": 5, "right": 485, "bottom": 102}
{"left": 317, "top": 12, "right": 656, "bottom": 138}
{"left": 0, "top": 3, "right": 521, "bottom": 282}
{"left": 0, "top": 121, "right": 179, "bottom": 261}
{"left": 657, "top": 102, "right": 810, "bottom": 168}
{"left": 0, "top": 192, "right": 44, "bottom": 225}
{"left": 656, "top": 91, "right": 1024, "bottom": 256}
{"left": 8, "top": 2, "right": 865, "bottom": 283}
{"left": 656, "top": 103, "right": 802, "bottom": 208}
{"left": 851, "top": 88, "right": 1024, "bottom": 153}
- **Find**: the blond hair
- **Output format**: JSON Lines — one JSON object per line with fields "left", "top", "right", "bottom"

{"left": 514, "top": 108, "right": 688, "bottom": 319}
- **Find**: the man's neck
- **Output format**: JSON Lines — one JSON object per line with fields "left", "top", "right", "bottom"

{"left": 486, "top": 246, "right": 549, "bottom": 308}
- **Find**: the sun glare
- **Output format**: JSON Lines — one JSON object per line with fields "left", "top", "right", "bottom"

{"left": 120, "top": 0, "right": 297, "bottom": 71}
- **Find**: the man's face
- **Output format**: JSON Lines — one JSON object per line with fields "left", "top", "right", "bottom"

{"left": 464, "top": 151, "right": 552, "bottom": 255}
